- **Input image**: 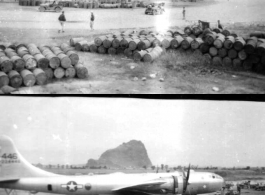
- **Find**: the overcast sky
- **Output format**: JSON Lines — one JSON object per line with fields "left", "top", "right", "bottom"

{"left": 0, "top": 98, "right": 264, "bottom": 168}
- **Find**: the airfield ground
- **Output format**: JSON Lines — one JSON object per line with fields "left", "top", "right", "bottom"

{"left": 1, "top": 1, "right": 265, "bottom": 93}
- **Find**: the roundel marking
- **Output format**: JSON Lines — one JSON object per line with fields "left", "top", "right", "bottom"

{"left": 85, "top": 183, "right": 92, "bottom": 190}
{"left": 61, "top": 181, "right": 83, "bottom": 192}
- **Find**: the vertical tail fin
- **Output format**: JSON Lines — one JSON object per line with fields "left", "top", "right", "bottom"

{"left": 0, "top": 135, "right": 57, "bottom": 181}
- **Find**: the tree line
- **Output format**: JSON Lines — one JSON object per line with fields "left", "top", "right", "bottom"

{"left": 34, "top": 163, "right": 265, "bottom": 171}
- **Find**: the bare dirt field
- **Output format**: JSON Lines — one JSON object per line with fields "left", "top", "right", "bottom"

{"left": 1, "top": 1, "right": 265, "bottom": 94}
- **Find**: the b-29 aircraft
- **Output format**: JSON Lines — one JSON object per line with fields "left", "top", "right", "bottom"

{"left": 0, "top": 135, "right": 224, "bottom": 195}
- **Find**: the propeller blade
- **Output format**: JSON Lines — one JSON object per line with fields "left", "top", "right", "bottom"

{"left": 186, "top": 164, "right": 190, "bottom": 183}
{"left": 183, "top": 164, "right": 191, "bottom": 194}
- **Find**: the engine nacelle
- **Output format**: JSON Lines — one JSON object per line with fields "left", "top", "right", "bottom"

{"left": 155, "top": 175, "right": 185, "bottom": 195}
{"left": 172, "top": 175, "right": 185, "bottom": 194}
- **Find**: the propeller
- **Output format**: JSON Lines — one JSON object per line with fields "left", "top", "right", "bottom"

{"left": 182, "top": 164, "right": 191, "bottom": 194}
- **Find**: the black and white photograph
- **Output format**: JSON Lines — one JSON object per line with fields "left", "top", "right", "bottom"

{"left": 0, "top": 98, "right": 265, "bottom": 195}
{"left": 0, "top": 0, "right": 265, "bottom": 93}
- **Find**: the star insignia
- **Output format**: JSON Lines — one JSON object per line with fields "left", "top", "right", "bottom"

{"left": 61, "top": 181, "right": 83, "bottom": 192}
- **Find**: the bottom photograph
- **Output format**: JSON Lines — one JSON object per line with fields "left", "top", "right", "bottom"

{"left": 0, "top": 98, "right": 264, "bottom": 195}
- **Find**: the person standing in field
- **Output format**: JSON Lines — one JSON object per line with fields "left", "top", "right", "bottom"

{"left": 58, "top": 11, "right": 66, "bottom": 33}
{"left": 237, "top": 184, "right": 241, "bottom": 195}
{"left": 90, "top": 12, "right": 95, "bottom": 30}
{"left": 182, "top": 7, "right": 186, "bottom": 20}
{"left": 217, "top": 20, "right": 223, "bottom": 30}
{"left": 220, "top": 187, "right": 225, "bottom": 195}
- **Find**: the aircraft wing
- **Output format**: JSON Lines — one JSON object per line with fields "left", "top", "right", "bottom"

{"left": 115, "top": 189, "right": 154, "bottom": 195}
{"left": 0, "top": 178, "right": 19, "bottom": 182}
{"left": 112, "top": 179, "right": 167, "bottom": 192}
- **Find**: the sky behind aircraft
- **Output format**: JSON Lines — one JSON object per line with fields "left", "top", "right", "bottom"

{"left": 0, "top": 98, "right": 264, "bottom": 167}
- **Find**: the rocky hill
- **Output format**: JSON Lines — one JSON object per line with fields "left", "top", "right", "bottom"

{"left": 86, "top": 140, "right": 152, "bottom": 168}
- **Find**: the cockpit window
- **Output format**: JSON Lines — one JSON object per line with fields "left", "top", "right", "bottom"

{"left": 212, "top": 174, "right": 222, "bottom": 179}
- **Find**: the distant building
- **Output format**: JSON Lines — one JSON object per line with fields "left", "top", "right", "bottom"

{"left": 0, "top": 0, "right": 18, "bottom": 2}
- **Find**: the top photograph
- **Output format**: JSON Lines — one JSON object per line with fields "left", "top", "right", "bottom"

{"left": 0, "top": 0, "right": 265, "bottom": 94}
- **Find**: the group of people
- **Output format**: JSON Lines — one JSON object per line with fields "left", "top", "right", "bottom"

{"left": 58, "top": 11, "right": 95, "bottom": 33}
{"left": 57, "top": 7, "right": 223, "bottom": 33}
{"left": 182, "top": 7, "right": 224, "bottom": 30}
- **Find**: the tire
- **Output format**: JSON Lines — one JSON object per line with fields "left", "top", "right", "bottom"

{"left": 55, "top": 7, "right": 61, "bottom": 12}
{"left": 39, "top": 7, "right": 45, "bottom": 12}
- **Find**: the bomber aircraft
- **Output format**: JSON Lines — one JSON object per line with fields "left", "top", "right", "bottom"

{"left": 0, "top": 135, "right": 224, "bottom": 195}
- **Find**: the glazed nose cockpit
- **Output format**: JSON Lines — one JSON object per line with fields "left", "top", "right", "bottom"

{"left": 210, "top": 173, "right": 225, "bottom": 189}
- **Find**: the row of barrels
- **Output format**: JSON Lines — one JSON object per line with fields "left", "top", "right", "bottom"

{"left": 197, "top": 36, "right": 265, "bottom": 72}
{"left": 130, "top": 28, "right": 265, "bottom": 73}
{"left": 70, "top": 30, "right": 172, "bottom": 62}
{"left": 0, "top": 62, "right": 87, "bottom": 94}
{"left": 74, "top": 1, "right": 100, "bottom": 9}
{"left": 181, "top": 27, "right": 265, "bottom": 73}
{"left": 18, "top": 0, "right": 142, "bottom": 8}
{"left": 18, "top": 0, "right": 100, "bottom": 8}
{"left": 63, "top": 1, "right": 136, "bottom": 9}
{"left": 99, "top": 3, "right": 120, "bottom": 8}
{"left": 171, "top": 25, "right": 265, "bottom": 72}
{"left": 0, "top": 42, "right": 79, "bottom": 73}
{"left": 183, "top": 26, "right": 234, "bottom": 39}
{"left": 66, "top": 1, "right": 133, "bottom": 9}
{"left": 0, "top": 42, "right": 88, "bottom": 91}
{"left": 70, "top": 27, "right": 265, "bottom": 73}
{"left": 19, "top": 0, "right": 41, "bottom": 6}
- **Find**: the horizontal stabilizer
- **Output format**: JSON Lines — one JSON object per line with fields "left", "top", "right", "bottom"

{"left": 112, "top": 180, "right": 167, "bottom": 192}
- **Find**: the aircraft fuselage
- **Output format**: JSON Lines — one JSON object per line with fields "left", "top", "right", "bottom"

{"left": 0, "top": 172, "right": 224, "bottom": 195}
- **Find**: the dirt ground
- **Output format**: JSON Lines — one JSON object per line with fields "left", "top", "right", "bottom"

{"left": 1, "top": 1, "right": 265, "bottom": 94}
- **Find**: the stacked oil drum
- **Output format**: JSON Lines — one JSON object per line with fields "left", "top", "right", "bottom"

{"left": 99, "top": 3, "right": 120, "bottom": 8}
{"left": 0, "top": 42, "right": 88, "bottom": 93}
{"left": 70, "top": 29, "right": 165, "bottom": 63}
{"left": 72, "top": 27, "right": 265, "bottom": 74}
{"left": 19, "top": 0, "right": 42, "bottom": 6}
{"left": 178, "top": 26, "right": 265, "bottom": 73}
